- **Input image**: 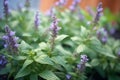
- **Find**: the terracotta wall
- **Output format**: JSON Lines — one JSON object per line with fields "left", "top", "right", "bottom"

{"left": 40, "top": 0, "right": 120, "bottom": 14}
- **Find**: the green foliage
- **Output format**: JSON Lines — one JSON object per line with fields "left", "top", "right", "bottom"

{"left": 0, "top": 2, "right": 120, "bottom": 80}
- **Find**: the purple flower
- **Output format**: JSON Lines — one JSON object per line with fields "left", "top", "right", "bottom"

{"left": 55, "top": 0, "right": 67, "bottom": 6}
{"left": 101, "top": 36, "right": 107, "bottom": 44}
{"left": 2, "top": 25, "right": 19, "bottom": 53}
{"left": 69, "top": 0, "right": 81, "bottom": 12}
{"left": 93, "top": 2, "right": 103, "bottom": 25}
{"left": 81, "top": 55, "right": 88, "bottom": 63}
{"left": 49, "top": 14, "right": 61, "bottom": 51}
{"left": 0, "top": 55, "right": 7, "bottom": 70}
{"left": 118, "top": 50, "right": 120, "bottom": 57}
{"left": 3, "top": 0, "right": 9, "bottom": 19}
{"left": 77, "top": 55, "right": 88, "bottom": 72}
{"left": 66, "top": 74, "right": 71, "bottom": 80}
{"left": 50, "top": 15, "right": 61, "bottom": 38}
{"left": 34, "top": 11, "right": 40, "bottom": 29}
{"left": 97, "top": 28, "right": 108, "bottom": 44}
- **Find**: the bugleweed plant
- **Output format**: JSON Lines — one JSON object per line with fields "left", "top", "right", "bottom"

{"left": 0, "top": 0, "right": 120, "bottom": 80}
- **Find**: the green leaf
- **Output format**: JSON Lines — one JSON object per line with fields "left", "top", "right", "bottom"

{"left": 91, "top": 59, "right": 99, "bottom": 66}
{"left": 39, "top": 42, "right": 47, "bottom": 50}
{"left": 13, "top": 56, "right": 27, "bottom": 60}
{"left": 76, "top": 44, "right": 86, "bottom": 53}
{"left": 51, "top": 56, "right": 66, "bottom": 68}
{"left": 39, "top": 70, "right": 60, "bottom": 80}
{"left": 55, "top": 35, "right": 68, "bottom": 42}
{"left": 15, "top": 68, "right": 31, "bottom": 79}
{"left": 34, "top": 55, "right": 54, "bottom": 65}
{"left": 71, "top": 36, "right": 80, "bottom": 42}
{"left": 22, "top": 59, "right": 33, "bottom": 69}
{"left": 19, "top": 41, "right": 32, "bottom": 50}
{"left": 30, "top": 74, "right": 38, "bottom": 80}
{"left": 80, "top": 26, "right": 89, "bottom": 38}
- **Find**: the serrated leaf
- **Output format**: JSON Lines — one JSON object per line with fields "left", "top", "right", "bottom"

{"left": 39, "top": 70, "right": 60, "bottom": 80}
{"left": 55, "top": 35, "right": 68, "bottom": 42}
{"left": 34, "top": 55, "right": 54, "bottom": 65}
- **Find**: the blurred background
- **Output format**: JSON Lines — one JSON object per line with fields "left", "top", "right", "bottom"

{"left": 40, "top": 0, "right": 120, "bottom": 14}
{"left": 0, "top": 0, "right": 40, "bottom": 17}
{"left": 0, "top": 0, "right": 120, "bottom": 15}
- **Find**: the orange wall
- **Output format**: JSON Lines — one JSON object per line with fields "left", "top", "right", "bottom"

{"left": 40, "top": 0, "right": 120, "bottom": 14}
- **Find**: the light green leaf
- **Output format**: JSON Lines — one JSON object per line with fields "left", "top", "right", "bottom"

{"left": 39, "top": 70, "right": 60, "bottom": 80}
{"left": 34, "top": 55, "right": 54, "bottom": 65}
{"left": 19, "top": 41, "right": 32, "bottom": 50}
{"left": 39, "top": 42, "right": 47, "bottom": 50}
{"left": 71, "top": 36, "right": 80, "bottom": 42}
{"left": 76, "top": 44, "right": 86, "bottom": 53}
{"left": 51, "top": 56, "right": 66, "bottom": 68}
{"left": 13, "top": 56, "right": 27, "bottom": 60}
{"left": 55, "top": 35, "right": 68, "bottom": 42}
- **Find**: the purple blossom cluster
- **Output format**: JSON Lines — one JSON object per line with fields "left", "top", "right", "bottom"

{"left": 55, "top": 0, "right": 67, "bottom": 6}
{"left": 3, "top": 0, "right": 9, "bottom": 19}
{"left": 93, "top": 2, "right": 103, "bottom": 25}
{"left": 97, "top": 28, "right": 108, "bottom": 44}
{"left": 77, "top": 55, "right": 88, "bottom": 72}
{"left": 69, "top": 0, "right": 81, "bottom": 12}
{"left": 2, "top": 25, "right": 19, "bottom": 53}
{"left": 34, "top": 11, "right": 40, "bottom": 29}
{"left": 0, "top": 55, "right": 7, "bottom": 70}
{"left": 50, "top": 15, "right": 61, "bottom": 38}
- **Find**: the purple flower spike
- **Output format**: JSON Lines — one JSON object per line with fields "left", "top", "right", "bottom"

{"left": 2, "top": 25, "right": 19, "bottom": 54}
{"left": 66, "top": 74, "right": 71, "bottom": 80}
{"left": 34, "top": 11, "right": 40, "bottom": 29}
{"left": 93, "top": 2, "right": 103, "bottom": 25}
{"left": 50, "top": 15, "right": 61, "bottom": 38}
{"left": 3, "top": 0, "right": 9, "bottom": 19}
